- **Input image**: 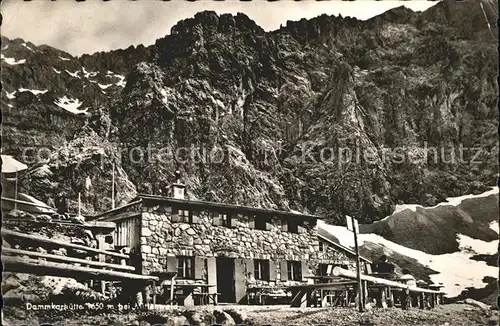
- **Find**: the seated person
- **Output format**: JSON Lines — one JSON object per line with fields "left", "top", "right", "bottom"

{"left": 373, "top": 255, "right": 397, "bottom": 279}
{"left": 246, "top": 272, "right": 256, "bottom": 285}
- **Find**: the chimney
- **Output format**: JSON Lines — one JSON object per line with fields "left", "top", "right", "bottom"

{"left": 170, "top": 170, "right": 186, "bottom": 199}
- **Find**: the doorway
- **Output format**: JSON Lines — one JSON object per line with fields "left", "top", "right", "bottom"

{"left": 216, "top": 257, "right": 235, "bottom": 303}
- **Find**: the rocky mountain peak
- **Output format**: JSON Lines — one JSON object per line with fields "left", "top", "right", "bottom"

{"left": 2, "top": 1, "right": 498, "bottom": 221}
{"left": 170, "top": 11, "right": 265, "bottom": 37}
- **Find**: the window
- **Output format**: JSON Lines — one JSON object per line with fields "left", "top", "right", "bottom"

{"left": 318, "top": 241, "right": 324, "bottom": 252}
{"left": 172, "top": 206, "right": 192, "bottom": 223}
{"left": 213, "top": 212, "right": 231, "bottom": 227}
{"left": 177, "top": 256, "right": 194, "bottom": 279}
{"left": 281, "top": 219, "right": 304, "bottom": 233}
{"left": 287, "top": 261, "right": 302, "bottom": 281}
{"left": 255, "top": 216, "right": 271, "bottom": 231}
{"left": 254, "top": 259, "right": 270, "bottom": 281}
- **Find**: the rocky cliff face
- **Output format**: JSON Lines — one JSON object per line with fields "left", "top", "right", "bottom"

{"left": 2, "top": 0, "right": 497, "bottom": 221}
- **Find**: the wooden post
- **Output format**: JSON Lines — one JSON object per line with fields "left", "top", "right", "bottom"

{"left": 430, "top": 293, "right": 436, "bottom": 309}
{"left": 111, "top": 163, "right": 115, "bottom": 209}
{"left": 97, "top": 234, "right": 106, "bottom": 295}
{"left": 387, "top": 287, "right": 394, "bottom": 308}
{"left": 401, "top": 289, "right": 410, "bottom": 310}
{"left": 351, "top": 215, "right": 364, "bottom": 312}
{"left": 419, "top": 293, "right": 425, "bottom": 309}
{"left": 377, "top": 287, "right": 388, "bottom": 308}
{"left": 14, "top": 168, "right": 18, "bottom": 210}
{"left": 152, "top": 280, "right": 156, "bottom": 305}
{"left": 363, "top": 280, "right": 369, "bottom": 308}
{"left": 170, "top": 275, "right": 176, "bottom": 306}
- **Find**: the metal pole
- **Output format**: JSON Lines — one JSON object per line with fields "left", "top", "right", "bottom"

{"left": 111, "top": 162, "right": 115, "bottom": 209}
{"left": 78, "top": 192, "right": 81, "bottom": 216}
{"left": 352, "top": 215, "right": 364, "bottom": 312}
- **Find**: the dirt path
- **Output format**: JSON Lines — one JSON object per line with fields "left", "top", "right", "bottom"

{"left": 3, "top": 303, "right": 497, "bottom": 326}
{"left": 245, "top": 304, "right": 497, "bottom": 326}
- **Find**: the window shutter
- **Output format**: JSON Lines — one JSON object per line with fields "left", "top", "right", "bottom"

{"left": 280, "top": 261, "right": 288, "bottom": 281}
{"left": 245, "top": 259, "right": 254, "bottom": 275}
{"left": 206, "top": 257, "right": 217, "bottom": 293}
{"left": 171, "top": 213, "right": 181, "bottom": 223}
{"left": 194, "top": 257, "right": 205, "bottom": 280}
{"left": 166, "top": 256, "right": 178, "bottom": 274}
{"left": 281, "top": 220, "right": 288, "bottom": 232}
{"left": 248, "top": 215, "right": 255, "bottom": 229}
{"left": 269, "top": 260, "right": 277, "bottom": 281}
{"left": 301, "top": 260, "right": 310, "bottom": 281}
{"left": 265, "top": 221, "right": 273, "bottom": 231}
{"left": 191, "top": 212, "right": 200, "bottom": 224}
{"left": 297, "top": 225, "right": 306, "bottom": 234}
{"left": 212, "top": 214, "right": 222, "bottom": 226}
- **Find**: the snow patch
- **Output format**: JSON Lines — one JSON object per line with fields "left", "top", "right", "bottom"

{"left": 1, "top": 53, "right": 26, "bottom": 65}
{"left": 53, "top": 96, "right": 88, "bottom": 115}
{"left": 59, "top": 56, "right": 71, "bottom": 61}
{"left": 114, "top": 74, "right": 126, "bottom": 87}
{"left": 53, "top": 68, "right": 61, "bottom": 74}
{"left": 159, "top": 88, "right": 169, "bottom": 104}
{"left": 489, "top": 221, "right": 499, "bottom": 233}
{"left": 6, "top": 90, "right": 16, "bottom": 99}
{"left": 98, "top": 83, "right": 112, "bottom": 90}
{"left": 438, "top": 187, "right": 499, "bottom": 207}
{"left": 22, "top": 43, "right": 35, "bottom": 52}
{"left": 392, "top": 204, "right": 422, "bottom": 214}
{"left": 19, "top": 88, "right": 48, "bottom": 95}
{"left": 82, "top": 67, "right": 97, "bottom": 78}
{"left": 318, "top": 220, "right": 498, "bottom": 298}
{"left": 65, "top": 70, "right": 80, "bottom": 78}
{"left": 458, "top": 234, "right": 498, "bottom": 255}
{"left": 7, "top": 104, "right": 13, "bottom": 108}
{"left": 384, "top": 187, "right": 499, "bottom": 217}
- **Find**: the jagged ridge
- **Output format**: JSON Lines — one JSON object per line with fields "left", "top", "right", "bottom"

{"left": 1, "top": 0, "right": 497, "bottom": 222}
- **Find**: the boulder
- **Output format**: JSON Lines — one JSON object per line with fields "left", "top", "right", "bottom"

{"left": 464, "top": 298, "right": 491, "bottom": 311}
{"left": 487, "top": 314, "right": 499, "bottom": 326}
{"left": 166, "top": 315, "right": 189, "bottom": 326}
{"left": 185, "top": 311, "right": 205, "bottom": 325}
{"left": 213, "top": 310, "right": 235, "bottom": 326}
{"left": 223, "top": 309, "right": 249, "bottom": 324}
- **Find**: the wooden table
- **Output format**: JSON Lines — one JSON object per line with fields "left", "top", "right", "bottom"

{"left": 288, "top": 281, "right": 358, "bottom": 307}
{"left": 150, "top": 271, "right": 177, "bottom": 304}
{"left": 246, "top": 285, "right": 290, "bottom": 305}
{"left": 172, "top": 284, "right": 216, "bottom": 306}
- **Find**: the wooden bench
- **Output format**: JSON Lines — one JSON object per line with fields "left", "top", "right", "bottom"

{"left": 193, "top": 292, "right": 220, "bottom": 305}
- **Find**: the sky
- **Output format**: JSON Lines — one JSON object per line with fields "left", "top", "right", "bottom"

{"left": 1, "top": 0, "right": 439, "bottom": 57}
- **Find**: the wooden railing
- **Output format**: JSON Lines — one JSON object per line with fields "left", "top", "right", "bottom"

{"left": 1, "top": 228, "right": 158, "bottom": 282}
